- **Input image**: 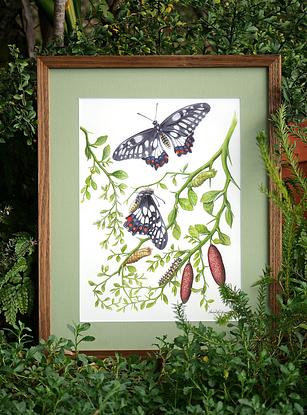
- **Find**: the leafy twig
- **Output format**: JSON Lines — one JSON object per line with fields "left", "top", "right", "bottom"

{"left": 90, "top": 114, "right": 239, "bottom": 311}
{"left": 80, "top": 127, "right": 128, "bottom": 248}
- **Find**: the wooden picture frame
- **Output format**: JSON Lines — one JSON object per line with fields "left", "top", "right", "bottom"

{"left": 37, "top": 55, "right": 281, "bottom": 356}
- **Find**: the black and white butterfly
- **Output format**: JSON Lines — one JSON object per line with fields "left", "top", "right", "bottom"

{"left": 113, "top": 102, "right": 210, "bottom": 170}
{"left": 124, "top": 189, "right": 168, "bottom": 250}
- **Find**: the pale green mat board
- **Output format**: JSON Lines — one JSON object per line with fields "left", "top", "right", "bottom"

{"left": 49, "top": 67, "right": 267, "bottom": 350}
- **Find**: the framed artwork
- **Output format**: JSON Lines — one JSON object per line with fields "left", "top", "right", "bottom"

{"left": 37, "top": 55, "right": 281, "bottom": 355}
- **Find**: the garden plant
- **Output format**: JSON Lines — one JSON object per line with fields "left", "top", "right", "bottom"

{"left": 0, "top": 0, "right": 306, "bottom": 413}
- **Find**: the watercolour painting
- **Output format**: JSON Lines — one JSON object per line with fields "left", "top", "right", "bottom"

{"left": 79, "top": 98, "right": 241, "bottom": 322}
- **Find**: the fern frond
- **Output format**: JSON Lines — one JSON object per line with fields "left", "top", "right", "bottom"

{"left": 258, "top": 184, "right": 286, "bottom": 213}
{"left": 288, "top": 124, "right": 307, "bottom": 144}
{"left": 0, "top": 233, "right": 35, "bottom": 325}
{"left": 219, "top": 284, "right": 253, "bottom": 323}
{"left": 282, "top": 212, "right": 299, "bottom": 296}
{"left": 272, "top": 105, "right": 307, "bottom": 199}
{"left": 253, "top": 273, "right": 271, "bottom": 320}
{"left": 256, "top": 130, "right": 292, "bottom": 209}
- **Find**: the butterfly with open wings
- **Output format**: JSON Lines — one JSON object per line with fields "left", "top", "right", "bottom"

{"left": 113, "top": 102, "right": 210, "bottom": 170}
{"left": 124, "top": 189, "right": 168, "bottom": 250}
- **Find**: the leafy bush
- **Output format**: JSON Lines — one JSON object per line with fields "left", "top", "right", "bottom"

{"left": 0, "top": 0, "right": 306, "bottom": 326}
{"left": 3, "top": 107, "right": 304, "bottom": 415}
{"left": 0, "top": 1, "right": 306, "bottom": 412}
{"left": 156, "top": 297, "right": 305, "bottom": 415}
{"left": 0, "top": 230, "right": 35, "bottom": 325}
{"left": 0, "top": 46, "right": 36, "bottom": 145}
{"left": 0, "top": 280, "right": 305, "bottom": 414}
{"left": 0, "top": 322, "right": 161, "bottom": 414}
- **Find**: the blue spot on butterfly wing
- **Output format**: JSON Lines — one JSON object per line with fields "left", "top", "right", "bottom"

{"left": 144, "top": 151, "right": 169, "bottom": 170}
{"left": 174, "top": 134, "right": 195, "bottom": 156}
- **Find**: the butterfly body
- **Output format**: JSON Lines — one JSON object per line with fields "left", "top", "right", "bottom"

{"left": 125, "top": 189, "right": 168, "bottom": 250}
{"left": 113, "top": 102, "right": 210, "bottom": 170}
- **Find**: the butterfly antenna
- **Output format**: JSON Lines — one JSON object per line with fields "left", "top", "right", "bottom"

{"left": 137, "top": 112, "right": 153, "bottom": 122}
{"left": 154, "top": 193, "right": 165, "bottom": 206}
{"left": 154, "top": 103, "right": 158, "bottom": 121}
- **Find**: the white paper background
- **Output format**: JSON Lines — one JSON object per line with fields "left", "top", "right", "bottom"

{"left": 79, "top": 98, "right": 241, "bottom": 322}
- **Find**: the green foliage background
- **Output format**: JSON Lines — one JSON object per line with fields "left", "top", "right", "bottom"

{"left": 0, "top": 0, "right": 307, "bottom": 332}
{"left": 0, "top": 1, "right": 306, "bottom": 412}
{"left": 0, "top": 0, "right": 306, "bottom": 330}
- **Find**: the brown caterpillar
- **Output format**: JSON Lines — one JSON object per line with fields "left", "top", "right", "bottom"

{"left": 180, "top": 262, "right": 194, "bottom": 304}
{"left": 190, "top": 169, "right": 217, "bottom": 187}
{"left": 125, "top": 247, "right": 152, "bottom": 264}
{"left": 159, "top": 258, "right": 182, "bottom": 286}
{"left": 208, "top": 244, "right": 226, "bottom": 286}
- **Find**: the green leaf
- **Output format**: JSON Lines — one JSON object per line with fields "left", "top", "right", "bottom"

{"left": 159, "top": 183, "right": 168, "bottom": 190}
{"left": 31, "top": 350, "right": 43, "bottom": 363}
{"left": 219, "top": 232, "right": 231, "bottom": 245}
{"left": 201, "top": 190, "right": 220, "bottom": 203}
{"left": 172, "top": 223, "right": 181, "bottom": 240}
{"left": 294, "top": 403, "right": 304, "bottom": 415}
{"left": 85, "top": 146, "right": 91, "bottom": 160}
{"left": 119, "top": 183, "right": 127, "bottom": 190}
{"left": 202, "top": 202, "right": 213, "bottom": 215}
{"left": 188, "top": 225, "right": 199, "bottom": 238}
{"left": 82, "top": 335, "right": 95, "bottom": 342}
{"left": 188, "top": 187, "right": 198, "bottom": 206}
{"left": 91, "top": 180, "right": 97, "bottom": 190}
{"left": 146, "top": 302, "right": 156, "bottom": 308}
{"left": 179, "top": 198, "right": 193, "bottom": 211}
{"left": 79, "top": 322, "right": 91, "bottom": 331}
{"left": 127, "top": 265, "right": 136, "bottom": 273}
{"left": 168, "top": 208, "right": 177, "bottom": 224}
{"left": 195, "top": 224, "right": 209, "bottom": 234}
{"left": 162, "top": 294, "right": 168, "bottom": 304}
{"left": 85, "top": 191, "right": 91, "bottom": 200}
{"left": 67, "top": 324, "right": 74, "bottom": 333}
{"left": 102, "top": 144, "right": 111, "bottom": 161}
{"left": 111, "top": 170, "right": 128, "bottom": 180}
{"left": 181, "top": 163, "right": 188, "bottom": 172}
{"left": 225, "top": 207, "right": 233, "bottom": 227}
{"left": 93, "top": 135, "right": 107, "bottom": 147}
{"left": 194, "top": 258, "right": 200, "bottom": 268}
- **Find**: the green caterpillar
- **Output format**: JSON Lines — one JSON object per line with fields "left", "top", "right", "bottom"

{"left": 190, "top": 169, "right": 216, "bottom": 187}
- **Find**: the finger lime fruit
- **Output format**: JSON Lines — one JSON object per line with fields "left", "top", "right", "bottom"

{"left": 180, "top": 262, "right": 194, "bottom": 303}
{"left": 208, "top": 244, "right": 226, "bottom": 286}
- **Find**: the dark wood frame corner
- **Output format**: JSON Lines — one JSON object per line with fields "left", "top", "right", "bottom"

{"left": 37, "top": 55, "right": 282, "bottom": 349}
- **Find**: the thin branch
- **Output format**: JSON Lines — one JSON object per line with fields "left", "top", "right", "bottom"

{"left": 53, "top": 0, "right": 66, "bottom": 46}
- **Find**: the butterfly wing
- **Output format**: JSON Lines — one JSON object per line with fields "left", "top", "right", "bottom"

{"left": 160, "top": 103, "right": 210, "bottom": 156}
{"left": 113, "top": 127, "right": 169, "bottom": 170}
{"left": 124, "top": 194, "right": 168, "bottom": 250}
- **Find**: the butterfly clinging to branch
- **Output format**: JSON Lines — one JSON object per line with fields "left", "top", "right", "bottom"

{"left": 124, "top": 189, "right": 168, "bottom": 250}
{"left": 113, "top": 102, "right": 211, "bottom": 170}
